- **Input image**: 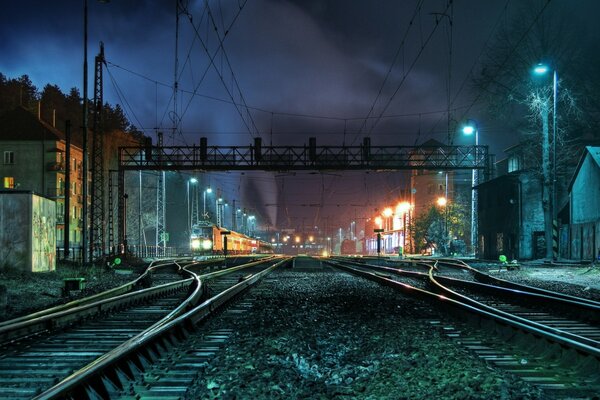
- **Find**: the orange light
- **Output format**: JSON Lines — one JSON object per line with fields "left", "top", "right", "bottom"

{"left": 396, "top": 201, "right": 411, "bottom": 214}
{"left": 437, "top": 197, "right": 447, "bottom": 207}
{"left": 383, "top": 207, "right": 393, "bottom": 217}
{"left": 374, "top": 216, "right": 383, "bottom": 228}
{"left": 295, "top": 236, "right": 301, "bottom": 243}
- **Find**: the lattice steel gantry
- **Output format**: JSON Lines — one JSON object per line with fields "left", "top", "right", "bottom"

{"left": 116, "top": 137, "right": 490, "bottom": 252}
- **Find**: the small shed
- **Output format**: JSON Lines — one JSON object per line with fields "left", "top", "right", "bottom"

{"left": 0, "top": 190, "right": 56, "bottom": 272}
{"left": 567, "top": 146, "right": 600, "bottom": 260}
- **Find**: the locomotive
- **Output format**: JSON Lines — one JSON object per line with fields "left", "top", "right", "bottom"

{"left": 190, "top": 221, "right": 273, "bottom": 254}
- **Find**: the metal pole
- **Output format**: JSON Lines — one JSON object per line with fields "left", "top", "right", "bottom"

{"left": 82, "top": 0, "right": 89, "bottom": 264}
{"left": 471, "top": 129, "right": 479, "bottom": 256}
{"left": 552, "top": 69, "right": 558, "bottom": 260}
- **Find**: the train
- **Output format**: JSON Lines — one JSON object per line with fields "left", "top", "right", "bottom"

{"left": 190, "top": 221, "right": 273, "bottom": 254}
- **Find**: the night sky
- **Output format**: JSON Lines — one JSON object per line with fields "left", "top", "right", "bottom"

{"left": 2, "top": 1, "right": 599, "bottom": 236}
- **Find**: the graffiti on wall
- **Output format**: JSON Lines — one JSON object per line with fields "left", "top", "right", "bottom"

{"left": 32, "top": 195, "right": 56, "bottom": 272}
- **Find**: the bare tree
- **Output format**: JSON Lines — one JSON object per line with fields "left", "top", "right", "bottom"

{"left": 472, "top": 0, "right": 593, "bottom": 258}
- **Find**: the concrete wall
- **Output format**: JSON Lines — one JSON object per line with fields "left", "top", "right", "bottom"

{"left": 0, "top": 192, "right": 56, "bottom": 272}
{"left": 518, "top": 173, "right": 545, "bottom": 259}
{"left": 571, "top": 153, "right": 600, "bottom": 224}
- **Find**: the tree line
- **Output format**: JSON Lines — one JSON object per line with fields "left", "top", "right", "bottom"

{"left": 0, "top": 72, "right": 145, "bottom": 143}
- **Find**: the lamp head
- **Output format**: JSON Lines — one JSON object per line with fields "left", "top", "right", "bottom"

{"left": 462, "top": 125, "right": 475, "bottom": 135}
{"left": 533, "top": 63, "right": 550, "bottom": 75}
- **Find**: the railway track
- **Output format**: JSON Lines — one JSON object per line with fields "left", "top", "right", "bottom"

{"left": 325, "top": 256, "right": 600, "bottom": 397}
{"left": 0, "top": 255, "right": 288, "bottom": 399}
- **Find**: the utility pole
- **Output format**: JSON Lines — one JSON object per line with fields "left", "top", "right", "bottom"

{"left": 156, "top": 132, "right": 166, "bottom": 256}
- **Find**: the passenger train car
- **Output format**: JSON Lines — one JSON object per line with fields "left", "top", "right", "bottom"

{"left": 190, "top": 221, "right": 273, "bottom": 254}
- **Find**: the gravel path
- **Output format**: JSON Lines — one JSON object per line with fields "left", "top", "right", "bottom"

{"left": 186, "top": 270, "right": 543, "bottom": 399}
{"left": 0, "top": 265, "right": 136, "bottom": 322}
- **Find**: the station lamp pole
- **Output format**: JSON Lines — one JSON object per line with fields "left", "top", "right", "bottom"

{"left": 187, "top": 178, "right": 197, "bottom": 232}
{"left": 533, "top": 63, "right": 558, "bottom": 260}
{"left": 462, "top": 120, "right": 479, "bottom": 256}
{"left": 203, "top": 186, "right": 212, "bottom": 221}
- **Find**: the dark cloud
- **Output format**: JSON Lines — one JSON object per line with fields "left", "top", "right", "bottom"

{"left": 2, "top": 1, "right": 599, "bottom": 233}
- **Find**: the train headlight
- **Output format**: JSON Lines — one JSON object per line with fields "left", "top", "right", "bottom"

{"left": 202, "top": 239, "right": 213, "bottom": 250}
{"left": 191, "top": 239, "right": 201, "bottom": 250}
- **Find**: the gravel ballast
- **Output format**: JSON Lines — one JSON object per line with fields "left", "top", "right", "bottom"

{"left": 186, "top": 270, "right": 544, "bottom": 399}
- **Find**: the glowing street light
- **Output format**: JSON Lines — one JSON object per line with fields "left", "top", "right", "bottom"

{"left": 533, "top": 62, "right": 558, "bottom": 260}
{"left": 203, "top": 186, "right": 212, "bottom": 221}
{"left": 436, "top": 196, "right": 448, "bottom": 207}
{"left": 462, "top": 119, "right": 479, "bottom": 256}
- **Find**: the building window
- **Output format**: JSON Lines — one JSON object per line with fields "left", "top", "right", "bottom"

{"left": 3, "top": 177, "right": 14, "bottom": 189}
{"left": 3, "top": 151, "right": 14, "bottom": 165}
{"left": 508, "top": 156, "right": 521, "bottom": 173}
{"left": 72, "top": 182, "right": 77, "bottom": 195}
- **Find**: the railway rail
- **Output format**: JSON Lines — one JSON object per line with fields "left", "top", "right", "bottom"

{"left": 325, "top": 256, "right": 600, "bottom": 397}
{"left": 0, "top": 255, "right": 286, "bottom": 399}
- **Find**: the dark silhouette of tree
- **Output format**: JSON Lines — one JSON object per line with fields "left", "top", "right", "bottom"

{"left": 472, "top": 0, "right": 595, "bottom": 259}
{"left": 0, "top": 73, "right": 38, "bottom": 113}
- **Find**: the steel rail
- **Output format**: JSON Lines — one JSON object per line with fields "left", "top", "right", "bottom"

{"left": 428, "top": 267, "right": 600, "bottom": 349}
{"left": 325, "top": 259, "right": 600, "bottom": 364}
{"left": 0, "top": 259, "right": 185, "bottom": 329}
{"left": 0, "top": 259, "right": 209, "bottom": 345}
{"left": 34, "top": 256, "right": 290, "bottom": 400}
{"left": 436, "top": 258, "right": 600, "bottom": 308}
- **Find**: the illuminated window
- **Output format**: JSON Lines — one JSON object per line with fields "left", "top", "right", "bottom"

{"left": 3, "top": 177, "right": 14, "bottom": 189}
{"left": 508, "top": 156, "right": 521, "bottom": 173}
{"left": 72, "top": 182, "right": 77, "bottom": 195}
{"left": 3, "top": 151, "right": 14, "bottom": 164}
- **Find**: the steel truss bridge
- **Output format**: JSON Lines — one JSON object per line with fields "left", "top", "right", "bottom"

{"left": 112, "top": 138, "right": 489, "bottom": 253}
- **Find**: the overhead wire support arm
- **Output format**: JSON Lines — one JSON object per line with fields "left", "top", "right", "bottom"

{"left": 118, "top": 142, "right": 488, "bottom": 172}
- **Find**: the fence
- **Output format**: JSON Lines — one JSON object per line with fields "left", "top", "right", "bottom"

{"left": 559, "top": 220, "right": 600, "bottom": 261}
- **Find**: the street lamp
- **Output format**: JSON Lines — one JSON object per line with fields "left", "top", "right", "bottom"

{"left": 437, "top": 196, "right": 449, "bottom": 255}
{"left": 203, "top": 186, "right": 212, "bottom": 221}
{"left": 462, "top": 120, "right": 479, "bottom": 256}
{"left": 396, "top": 201, "right": 411, "bottom": 255}
{"left": 187, "top": 178, "right": 198, "bottom": 232}
{"left": 533, "top": 62, "right": 558, "bottom": 260}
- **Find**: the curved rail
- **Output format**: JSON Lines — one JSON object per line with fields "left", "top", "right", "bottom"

{"left": 324, "top": 258, "right": 600, "bottom": 366}
{"left": 35, "top": 256, "right": 290, "bottom": 400}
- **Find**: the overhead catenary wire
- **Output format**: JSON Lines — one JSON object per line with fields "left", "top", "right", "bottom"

{"left": 179, "top": 0, "right": 259, "bottom": 139}
{"left": 356, "top": 0, "right": 425, "bottom": 138}
{"left": 362, "top": 0, "right": 453, "bottom": 141}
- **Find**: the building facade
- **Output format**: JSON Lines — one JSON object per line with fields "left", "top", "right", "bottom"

{"left": 477, "top": 144, "right": 545, "bottom": 260}
{"left": 0, "top": 106, "right": 85, "bottom": 254}
{"left": 566, "top": 146, "right": 600, "bottom": 260}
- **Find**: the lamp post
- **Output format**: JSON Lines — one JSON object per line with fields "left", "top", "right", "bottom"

{"left": 437, "top": 196, "right": 448, "bottom": 255}
{"left": 533, "top": 63, "right": 558, "bottom": 260}
{"left": 187, "top": 178, "right": 197, "bottom": 232}
{"left": 397, "top": 201, "right": 411, "bottom": 256}
{"left": 203, "top": 186, "right": 212, "bottom": 221}
{"left": 462, "top": 120, "right": 479, "bottom": 256}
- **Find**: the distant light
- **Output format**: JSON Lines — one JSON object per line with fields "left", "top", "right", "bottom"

{"left": 322, "top": 250, "right": 329, "bottom": 257}
{"left": 202, "top": 239, "right": 213, "bottom": 250}
{"left": 396, "top": 202, "right": 411, "bottom": 214}
{"left": 383, "top": 207, "right": 393, "bottom": 217}
{"left": 309, "top": 236, "right": 314, "bottom": 242}
{"left": 295, "top": 236, "right": 301, "bottom": 243}
{"left": 206, "top": 187, "right": 212, "bottom": 194}
{"left": 374, "top": 216, "right": 383, "bottom": 227}
{"left": 533, "top": 63, "right": 549, "bottom": 75}
{"left": 189, "top": 178, "right": 198, "bottom": 183}
{"left": 462, "top": 125, "right": 475, "bottom": 135}
{"left": 437, "top": 197, "right": 447, "bottom": 207}
{"left": 190, "top": 239, "right": 201, "bottom": 249}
